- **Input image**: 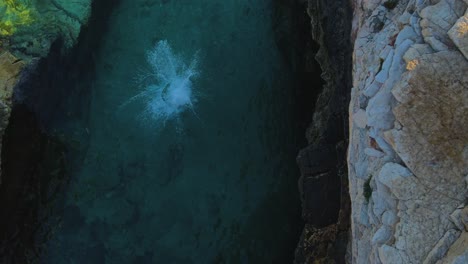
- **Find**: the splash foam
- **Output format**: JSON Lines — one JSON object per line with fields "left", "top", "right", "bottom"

{"left": 122, "top": 40, "right": 199, "bottom": 125}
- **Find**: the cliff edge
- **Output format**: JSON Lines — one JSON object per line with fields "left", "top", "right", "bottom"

{"left": 0, "top": 0, "right": 91, "bottom": 261}
{"left": 348, "top": 0, "right": 468, "bottom": 263}
{"left": 295, "top": 0, "right": 353, "bottom": 262}
{"left": 0, "top": 0, "right": 91, "bottom": 179}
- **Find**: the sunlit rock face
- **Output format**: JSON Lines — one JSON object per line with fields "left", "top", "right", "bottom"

{"left": 349, "top": 0, "right": 468, "bottom": 263}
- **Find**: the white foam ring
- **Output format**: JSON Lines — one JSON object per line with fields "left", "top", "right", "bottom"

{"left": 121, "top": 40, "right": 200, "bottom": 125}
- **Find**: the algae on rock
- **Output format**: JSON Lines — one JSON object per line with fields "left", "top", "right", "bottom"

{"left": 0, "top": 0, "right": 35, "bottom": 37}
{"left": 1, "top": 0, "right": 91, "bottom": 58}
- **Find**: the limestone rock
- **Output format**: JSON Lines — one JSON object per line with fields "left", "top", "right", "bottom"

{"left": 448, "top": 9, "right": 468, "bottom": 59}
{"left": 388, "top": 51, "right": 468, "bottom": 199}
{"left": 419, "top": 0, "right": 466, "bottom": 51}
{"left": 371, "top": 226, "right": 392, "bottom": 245}
{"left": 349, "top": 0, "right": 468, "bottom": 263}
{"left": 378, "top": 244, "right": 410, "bottom": 264}
{"left": 381, "top": 210, "right": 398, "bottom": 227}
{"left": 352, "top": 109, "right": 367, "bottom": 129}
{"left": 423, "top": 229, "right": 461, "bottom": 264}
{"left": 439, "top": 231, "right": 468, "bottom": 263}
{"left": 377, "top": 162, "right": 422, "bottom": 201}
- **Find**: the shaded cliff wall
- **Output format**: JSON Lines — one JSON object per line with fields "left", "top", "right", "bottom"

{"left": 0, "top": 0, "right": 119, "bottom": 262}
{"left": 295, "top": 0, "right": 354, "bottom": 263}
{"left": 0, "top": 0, "right": 93, "bottom": 180}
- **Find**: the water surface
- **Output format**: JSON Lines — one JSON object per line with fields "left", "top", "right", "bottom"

{"left": 40, "top": 0, "right": 303, "bottom": 263}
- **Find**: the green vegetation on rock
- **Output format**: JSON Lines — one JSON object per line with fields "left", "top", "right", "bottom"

{"left": 383, "top": 0, "right": 399, "bottom": 10}
{"left": 1, "top": 0, "right": 92, "bottom": 57}
{"left": 363, "top": 175, "right": 373, "bottom": 202}
{"left": 0, "top": 0, "right": 35, "bottom": 37}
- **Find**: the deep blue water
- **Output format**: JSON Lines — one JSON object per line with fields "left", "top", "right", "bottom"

{"left": 39, "top": 0, "right": 303, "bottom": 263}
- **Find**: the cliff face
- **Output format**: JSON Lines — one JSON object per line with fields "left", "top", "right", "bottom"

{"left": 1, "top": 0, "right": 91, "bottom": 57}
{"left": 349, "top": 0, "right": 468, "bottom": 263}
{"left": 0, "top": 1, "right": 92, "bottom": 261}
{"left": 0, "top": 51, "right": 24, "bottom": 179}
{"left": 295, "top": 0, "right": 353, "bottom": 263}
{"left": 0, "top": 0, "right": 92, "bottom": 178}
{"left": 0, "top": 0, "right": 92, "bottom": 139}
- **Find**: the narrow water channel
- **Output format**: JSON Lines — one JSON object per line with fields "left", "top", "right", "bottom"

{"left": 24, "top": 0, "right": 312, "bottom": 263}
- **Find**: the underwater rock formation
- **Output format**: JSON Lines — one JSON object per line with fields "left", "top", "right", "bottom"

{"left": 349, "top": 0, "right": 468, "bottom": 263}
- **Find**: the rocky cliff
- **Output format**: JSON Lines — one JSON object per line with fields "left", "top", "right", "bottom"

{"left": 1, "top": 0, "right": 467, "bottom": 263}
{"left": 0, "top": 51, "right": 24, "bottom": 178}
{"left": 348, "top": 0, "right": 468, "bottom": 263}
{"left": 295, "top": 0, "right": 353, "bottom": 262}
{"left": 0, "top": 0, "right": 91, "bottom": 261}
{"left": 0, "top": 0, "right": 91, "bottom": 179}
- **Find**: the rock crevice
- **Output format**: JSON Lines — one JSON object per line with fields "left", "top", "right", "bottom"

{"left": 294, "top": 0, "right": 353, "bottom": 263}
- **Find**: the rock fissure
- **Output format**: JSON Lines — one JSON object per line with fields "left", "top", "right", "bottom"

{"left": 294, "top": 0, "right": 353, "bottom": 262}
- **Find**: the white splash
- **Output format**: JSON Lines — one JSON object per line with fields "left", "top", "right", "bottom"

{"left": 122, "top": 40, "right": 200, "bottom": 124}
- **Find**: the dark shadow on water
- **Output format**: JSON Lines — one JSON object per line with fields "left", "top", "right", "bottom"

{"left": 272, "top": 0, "right": 324, "bottom": 146}
{"left": 0, "top": 0, "right": 325, "bottom": 263}
{"left": 0, "top": 0, "right": 121, "bottom": 263}
{"left": 0, "top": 105, "right": 67, "bottom": 263}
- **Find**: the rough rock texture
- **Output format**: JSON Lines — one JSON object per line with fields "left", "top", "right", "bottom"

{"left": 0, "top": 0, "right": 91, "bottom": 180}
{"left": 294, "top": 0, "right": 353, "bottom": 263}
{"left": 0, "top": 104, "right": 67, "bottom": 263}
{"left": 0, "top": 1, "right": 92, "bottom": 262}
{"left": 349, "top": 0, "right": 468, "bottom": 263}
{"left": 1, "top": 0, "right": 126, "bottom": 262}
{"left": 0, "top": 51, "right": 25, "bottom": 181}
{"left": 3, "top": 0, "right": 92, "bottom": 57}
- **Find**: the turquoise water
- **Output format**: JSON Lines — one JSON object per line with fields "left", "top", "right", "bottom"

{"left": 41, "top": 0, "right": 302, "bottom": 263}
